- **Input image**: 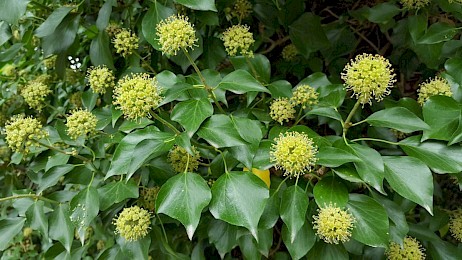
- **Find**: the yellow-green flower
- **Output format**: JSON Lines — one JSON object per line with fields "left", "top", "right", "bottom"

{"left": 221, "top": 25, "right": 255, "bottom": 57}
{"left": 66, "top": 109, "right": 98, "bottom": 140}
{"left": 282, "top": 44, "right": 298, "bottom": 61}
{"left": 5, "top": 115, "right": 48, "bottom": 154}
{"left": 168, "top": 145, "right": 200, "bottom": 173}
{"left": 400, "top": 0, "right": 430, "bottom": 9}
{"left": 270, "top": 131, "right": 318, "bottom": 177}
{"left": 417, "top": 77, "right": 452, "bottom": 105}
{"left": 69, "top": 92, "right": 82, "bottom": 108}
{"left": 113, "top": 206, "right": 151, "bottom": 241}
{"left": 2, "top": 64, "right": 16, "bottom": 76}
{"left": 43, "top": 55, "right": 56, "bottom": 69}
{"left": 341, "top": 53, "right": 396, "bottom": 105}
{"left": 386, "top": 236, "right": 426, "bottom": 260}
{"left": 449, "top": 209, "right": 462, "bottom": 242}
{"left": 139, "top": 186, "right": 160, "bottom": 212}
{"left": 21, "top": 82, "right": 52, "bottom": 111}
{"left": 86, "top": 65, "right": 116, "bottom": 94}
{"left": 106, "top": 22, "right": 121, "bottom": 37}
{"left": 156, "top": 15, "right": 197, "bottom": 56}
{"left": 232, "top": 0, "right": 252, "bottom": 21}
{"left": 112, "top": 29, "right": 139, "bottom": 57}
{"left": 313, "top": 204, "right": 355, "bottom": 244}
{"left": 0, "top": 145, "right": 11, "bottom": 163}
{"left": 113, "top": 73, "right": 163, "bottom": 120}
{"left": 31, "top": 74, "right": 52, "bottom": 85}
{"left": 291, "top": 84, "right": 319, "bottom": 109}
{"left": 270, "top": 97, "right": 296, "bottom": 124}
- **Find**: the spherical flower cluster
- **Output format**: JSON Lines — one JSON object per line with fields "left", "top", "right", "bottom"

{"left": 139, "top": 186, "right": 160, "bottom": 212}
{"left": 113, "top": 73, "right": 163, "bottom": 120}
{"left": 31, "top": 74, "right": 52, "bottom": 85}
{"left": 449, "top": 209, "right": 462, "bottom": 242}
{"left": 270, "top": 131, "right": 318, "bottom": 177}
{"left": 168, "top": 145, "right": 201, "bottom": 173}
{"left": 66, "top": 110, "right": 98, "bottom": 140}
{"left": 417, "top": 77, "right": 452, "bottom": 106}
{"left": 69, "top": 92, "right": 82, "bottom": 108}
{"left": 43, "top": 55, "right": 56, "bottom": 69}
{"left": 21, "top": 82, "right": 51, "bottom": 111}
{"left": 112, "top": 29, "right": 139, "bottom": 57}
{"left": 106, "top": 22, "right": 121, "bottom": 37}
{"left": 313, "top": 204, "right": 355, "bottom": 244}
{"left": 156, "top": 15, "right": 197, "bottom": 56}
{"left": 221, "top": 25, "right": 255, "bottom": 57}
{"left": 113, "top": 206, "right": 151, "bottom": 241}
{"left": 269, "top": 98, "right": 296, "bottom": 124}
{"left": 341, "top": 53, "right": 396, "bottom": 105}
{"left": 5, "top": 115, "right": 48, "bottom": 154}
{"left": 2, "top": 64, "right": 16, "bottom": 76}
{"left": 400, "top": 0, "right": 430, "bottom": 9}
{"left": 86, "top": 65, "right": 115, "bottom": 94}
{"left": 386, "top": 236, "right": 426, "bottom": 260}
{"left": 282, "top": 44, "right": 298, "bottom": 61}
{"left": 0, "top": 145, "right": 11, "bottom": 163}
{"left": 232, "top": 0, "right": 253, "bottom": 20}
{"left": 291, "top": 84, "right": 319, "bottom": 109}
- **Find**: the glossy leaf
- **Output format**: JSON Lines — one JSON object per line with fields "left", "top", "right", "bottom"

{"left": 35, "top": 7, "right": 73, "bottom": 37}
{"left": 366, "top": 107, "right": 430, "bottom": 133}
{"left": 313, "top": 176, "right": 349, "bottom": 208}
{"left": 281, "top": 221, "right": 316, "bottom": 260}
{"left": 0, "top": 0, "right": 29, "bottom": 24}
{"left": 197, "top": 115, "right": 249, "bottom": 148}
{"left": 98, "top": 180, "right": 139, "bottom": 211}
{"left": 171, "top": 98, "right": 213, "bottom": 137}
{"left": 280, "top": 185, "right": 309, "bottom": 243}
{"left": 207, "top": 219, "right": 238, "bottom": 258}
{"left": 70, "top": 187, "right": 100, "bottom": 245}
{"left": 0, "top": 217, "right": 26, "bottom": 251}
{"left": 316, "top": 147, "right": 360, "bottom": 167}
{"left": 26, "top": 200, "right": 48, "bottom": 238}
{"left": 422, "top": 96, "right": 460, "bottom": 141}
{"left": 175, "top": 0, "right": 217, "bottom": 11}
{"left": 417, "top": 22, "right": 458, "bottom": 44}
{"left": 307, "top": 106, "right": 342, "bottom": 121}
{"left": 49, "top": 204, "right": 74, "bottom": 252}
{"left": 306, "top": 242, "right": 349, "bottom": 260}
{"left": 229, "top": 54, "right": 271, "bottom": 83}
{"left": 217, "top": 70, "right": 269, "bottom": 94}
{"left": 141, "top": 1, "right": 174, "bottom": 50}
{"left": 289, "top": 13, "right": 329, "bottom": 57}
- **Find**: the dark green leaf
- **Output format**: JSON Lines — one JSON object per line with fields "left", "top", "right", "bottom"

{"left": 35, "top": 7, "right": 73, "bottom": 37}
{"left": 306, "top": 242, "right": 349, "bottom": 260}
{"left": 280, "top": 185, "right": 309, "bottom": 243}
{"left": 171, "top": 98, "right": 213, "bottom": 137}
{"left": 289, "top": 13, "right": 329, "bottom": 57}
{"left": 41, "top": 14, "right": 80, "bottom": 56}
{"left": 230, "top": 54, "right": 271, "bottom": 83}
{"left": 197, "top": 115, "right": 249, "bottom": 148}
{"left": 268, "top": 80, "right": 293, "bottom": 98}
{"left": 98, "top": 180, "right": 139, "bottom": 211}
{"left": 70, "top": 187, "right": 100, "bottom": 244}
{"left": 208, "top": 219, "right": 238, "bottom": 258}
{"left": 313, "top": 176, "right": 349, "bottom": 208}
{"left": 316, "top": 147, "right": 360, "bottom": 167}
{"left": 34, "top": 164, "right": 76, "bottom": 194}
{"left": 96, "top": 0, "right": 116, "bottom": 31}
{"left": 0, "top": 0, "right": 30, "bottom": 24}
{"left": 362, "top": 2, "right": 400, "bottom": 24}
{"left": 445, "top": 57, "right": 462, "bottom": 85}
{"left": 366, "top": 107, "right": 430, "bottom": 133}
{"left": 156, "top": 173, "right": 212, "bottom": 240}
{"left": 26, "top": 200, "right": 48, "bottom": 238}
{"left": 282, "top": 221, "right": 316, "bottom": 260}
{"left": 120, "top": 236, "right": 151, "bottom": 259}
{"left": 141, "top": 1, "right": 175, "bottom": 50}
{"left": 332, "top": 165, "right": 364, "bottom": 183}
{"left": 0, "top": 217, "right": 26, "bottom": 251}
{"left": 90, "top": 31, "right": 114, "bottom": 69}
{"left": 422, "top": 96, "right": 460, "bottom": 141}
{"left": 307, "top": 107, "right": 342, "bottom": 121}
{"left": 417, "top": 22, "right": 458, "bottom": 44}
{"left": 175, "top": 0, "right": 217, "bottom": 11}
{"left": 218, "top": 70, "right": 269, "bottom": 94}
{"left": 231, "top": 116, "right": 263, "bottom": 144}
{"left": 49, "top": 204, "right": 74, "bottom": 252}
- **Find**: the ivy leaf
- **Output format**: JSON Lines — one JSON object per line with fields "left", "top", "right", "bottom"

{"left": 209, "top": 171, "right": 269, "bottom": 240}
{"left": 207, "top": 219, "right": 238, "bottom": 259}
{"left": 281, "top": 221, "right": 316, "bottom": 260}
{"left": 171, "top": 98, "right": 213, "bottom": 137}
{"left": 230, "top": 116, "right": 263, "bottom": 144}
{"left": 156, "top": 173, "right": 212, "bottom": 240}
{"left": 174, "top": 0, "right": 217, "bottom": 11}
{"left": 98, "top": 180, "right": 139, "bottom": 211}
{"left": 280, "top": 185, "right": 309, "bottom": 243}
{"left": 141, "top": 1, "right": 174, "bottom": 50}
{"left": 120, "top": 236, "right": 151, "bottom": 259}
{"left": 0, "top": 0, "right": 29, "bottom": 24}
{"left": 445, "top": 57, "right": 462, "bottom": 86}
{"left": 313, "top": 176, "right": 349, "bottom": 208}
{"left": 35, "top": 7, "right": 73, "bottom": 37}
{"left": 417, "top": 22, "right": 458, "bottom": 44}
{"left": 0, "top": 217, "right": 26, "bottom": 251}
{"left": 49, "top": 204, "right": 74, "bottom": 252}
{"left": 307, "top": 107, "right": 342, "bottom": 121}
{"left": 306, "top": 242, "right": 349, "bottom": 260}
{"left": 422, "top": 96, "right": 460, "bottom": 141}
{"left": 399, "top": 135, "right": 462, "bottom": 173}
{"left": 366, "top": 107, "right": 430, "bottom": 133}
{"left": 217, "top": 70, "right": 270, "bottom": 94}
{"left": 383, "top": 156, "right": 433, "bottom": 214}
{"left": 197, "top": 115, "right": 249, "bottom": 148}
{"left": 316, "top": 147, "right": 360, "bottom": 167}
{"left": 347, "top": 194, "right": 389, "bottom": 248}
{"left": 289, "top": 13, "right": 329, "bottom": 57}
{"left": 70, "top": 187, "right": 100, "bottom": 245}
{"left": 26, "top": 200, "right": 48, "bottom": 238}
{"left": 229, "top": 54, "right": 271, "bottom": 83}
{"left": 90, "top": 31, "right": 114, "bottom": 69}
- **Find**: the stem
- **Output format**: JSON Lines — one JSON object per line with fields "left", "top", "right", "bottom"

{"left": 245, "top": 57, "right": 259, "bottom": 81}
{"left": 150, "top": 112, "right": 181, "bottom": 135}
{"left": 275, "top": 176, "right": 289, "bottom": 193}
{"left": 351, "top": 138, "right": 399, "bottom": 146}
{"left": 134, "top": 51, "right": 157, "bottom": 74}
{"left": 29, "top": 1, "right": 52, "bottom": 11}
{"left": 216, "top": 149, "right": 228, "bottom": 173}
{"left": 342, "top": 100, "right": 361, "bottom": 144}
{"left": 0, "top": 194, "right": 59, "bottom": 204}
{"left": 293, "top": 107, "right": 305, "bottom": 126}
{"left": 36, "top": 140, "right": 90, "bottom": 162}
{"left": 156, "top": 213, "right": 169, "bottom": 243}
{"left": 350, "top": 119, "right": 368, "bottom": 127}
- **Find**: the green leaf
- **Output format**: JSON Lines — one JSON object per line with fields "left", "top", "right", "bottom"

{"left": 90, "top": 31, "right": 114, "bottom": 69}
{"left": 70, "top": 187, "right": 100, "bottom": 245}
{"left": 422, "top": 96, "right": 460, "bottom": 141}
{"left": 282, "top": 221, "right": 316, "bottom": 260}
{"left": 33, "top": 164, "right": 76, "bottom": 194}
{"left": 409, "top": 15, "right": 427, "bottom": 43}
{"left": 366, "top": 107, "right": 430, "bottom": 133}
{"left": 383, "top": 156, "right": 433, "bottom": 214}
{"left": 372, "top": 195, "right": 409, "bottom": 244}
{"left": 141, "top": 1, "right": 175, "bottom": 50}
{"left": 445, "top": 57, "right": 462, "bottom": 85}
{"left": 35, "top": 7, "right": 74, "bottom": 37}
{"left": 209, "top": 171, "right": 269, "bottom": 240}
{"left": 231, "top": 116, "right": 263, "bottom": 144}
{"left": 106, "top": 126, "right": 175, "bottom": 179}
{"left": 49, "top": 204, "right": 74, "bottom": 252}
{"left": 318, "top": 84, "right": 347, "bottom": 108}
{"left": 306, "top": 242, "right": 349, "bottom": 260}
{"left": 208, "top": 219, "right": 238, "bottom": 258}
{"left": 417, "top": 22, "right": 458, "bottom": 44}
{"left": 0, "top": 21, "right": 11, "bottom": 47}
{"left": 316, "top": 146, "right": 360, "bottom": 167}
{"left": 307, "top": 107, "right": 342, "bottom": 121}
{"left": 41, "top": 14, "right": 80, "bottom": 56}
{"left": 280, "top": 185, "right": 309, "bottom": 243}
{"left": 171, "top": 98, "right": 213, "bottom": 137}
{"left": 229, "top": 54, "right": 271, "bottom": 83}
{"left": 289, "top": 13, "right": 329, "bottom": 57}
{"left": 313, "top": 176, "right": 349, "bottom": 208}
{"left": 96, "top": 0, "right": 116, "bottom": 31}
{"left": 399, "top": 135, "right": 462, "bottom": 173}
{"left": 332, "top": 165, "right": 364, "bottom": 183}
{"left": 259, "top": 190, "right": 280, "bottom": 229}
{"left": 268, "top": 80, "right": 293, "bottom": 98}
{"left": 218, "top": 70, "right": 269, "bottom": 94}
{"left": 120, "top": 236, "right": 151, "bottom": 259}
{"left": 98, "top": 180, "right": 139, "bottom": 211}
{"left": 347, "top": 194, "right": 389, "bottom": 248}
{"left": 361, "top": 2, "right": 400, "bottom": 24}
{"left": 156, "top": 173, "right": 212, "bottom": 240}
{"left": 26, "top": 200, "right": 48, "bottom": 238}
{"left": 197, "top": 115, "right": 249, "bottom": 148}
{"left": 174, "top": 0, "right": 217, "bottom": 11}
{"left": 252, "top": 140, "right": 273, "bottom": 170}
{"left": 0, "top": 217, "right": 26, "bottom": 251}
{"left": 0, "top": 0, "right": 30, "bottom": 24}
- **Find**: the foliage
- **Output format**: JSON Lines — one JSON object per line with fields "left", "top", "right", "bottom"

{"left": 1, "top": 0, "right": 462, "bottom": 259}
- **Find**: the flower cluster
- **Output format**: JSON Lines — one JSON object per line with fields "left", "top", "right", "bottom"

{"left": 400, "top": 0, "right": 430, "bottom": 9}
{"left": 5, "top": 115, "right": 48, "bottom": 154}
{"left": 341, "top": 53, "right": 396, "bottom": 105}
{"left": 31, "top": 74, "right": 52, "bottom": 85}
{"left": 69, "top": 92, "right": 82, "bottom": 108}
{"left": 270, "top": 131, "right": 318, "bottom": 177}
{"left": 221, "top": 25, "right": 255, "bottom": 57}
{"left": 87, "top": 65, "right": 115, "bottom": 94}
{"left": 269, "top": 98, "right": 296, "bottom": 124}
{"left": 168, "top": 145, "right": 201, "bottom": 173}
{"left": 113, "top": 206, "right": 151, "bottom": 241}
{"left": 156, "top": 15, "right": 197, "bottom": 56}
{"left": 449, "top": 209, "right": 462, "bottom": 242}
{"left": 66, "top": 110, "right": 98, "bottom": 140}
{"left": 313, "top": 204, "right": 355, "bottom": 244}
{"left": 2, "top": 64, "right": 16, "bottom": 76}
{"left": 417, "top": 77, "right": 452, "bottom": 105}
{"left": 291, "top": 84, "right": 319, "bottom": 109}
{"left": 43, "top": 55, "right": 56, "bottom": 69}
{"left": 106, "top": 22, "right": 121, "bottom": 37}
{"left": 282, "top": 44, "right": 298, "bottom": 61}
{"left": 232, "top": 0, "right": 252, "bottom": 20}
{"left": 21, "top": 82, "right": 51, "bottom": 111}
{"left": 112, "top": 29, "right": 138, "bottom": 57}
{"left": 113, "top": 73, "right": 163, "bottom": 120}
{"left": 386, "top": 236, "right": 426, "bottom": 260}
{"left": 139, "top": 186, "right": 160, "bottom": 212}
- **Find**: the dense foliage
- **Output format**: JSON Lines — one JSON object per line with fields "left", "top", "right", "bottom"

{"left": 1, "top": 0, "right": 462, "bottom": 259}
